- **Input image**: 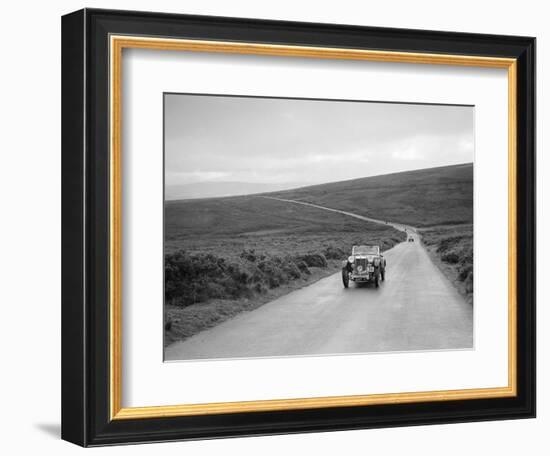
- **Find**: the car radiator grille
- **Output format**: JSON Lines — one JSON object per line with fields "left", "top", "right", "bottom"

{"left": 356, "top": 258, "right": 368, "bottom": 271}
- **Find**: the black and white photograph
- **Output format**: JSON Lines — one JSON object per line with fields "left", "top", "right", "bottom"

{"left": 0, "top": 0, "right": 542, "bottom": 451}
{"left": 163, "top": 94, "right": 475, "bottom": 361}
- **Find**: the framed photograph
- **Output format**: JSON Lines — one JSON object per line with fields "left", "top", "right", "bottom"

{"left": 61, "top": 8, "right": 535, "bottom": 446}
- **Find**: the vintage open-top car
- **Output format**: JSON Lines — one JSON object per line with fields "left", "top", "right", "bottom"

{"left": 342, "top": 245, "right": 386, "bottom": 288}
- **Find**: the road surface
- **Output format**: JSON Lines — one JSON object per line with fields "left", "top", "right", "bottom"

{"left": 165, "top": 199, "right": 473, "bottom": 361}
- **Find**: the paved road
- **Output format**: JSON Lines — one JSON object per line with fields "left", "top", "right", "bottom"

{"left": 165, "top": 200, "right": 473, "bottom": 361}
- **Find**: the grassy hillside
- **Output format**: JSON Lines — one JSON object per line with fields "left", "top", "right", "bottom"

{"left": 165, "top": 196, "right": 402, "bottom": 256}
{"left": 268, "top": 163, "right": 473, "bottom": 227}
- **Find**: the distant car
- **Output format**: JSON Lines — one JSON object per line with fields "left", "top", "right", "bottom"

{"left": 342, "top": 245, "right": 386, "bottom": 288}
{"left": 408, "top": 237, "right": 414, "bottom": 242}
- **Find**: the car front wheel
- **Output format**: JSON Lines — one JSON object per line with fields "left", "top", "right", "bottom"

{"left": 342, "top": 269, "right": 349, "bottom": 288}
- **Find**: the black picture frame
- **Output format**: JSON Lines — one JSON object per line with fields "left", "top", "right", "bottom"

{"left": 62, "top": 8, "right": 536, "bottom": 447}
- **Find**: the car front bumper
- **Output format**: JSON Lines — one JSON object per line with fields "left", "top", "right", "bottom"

{"left": 350, "top": 273, "right": 372, "bottom": 282}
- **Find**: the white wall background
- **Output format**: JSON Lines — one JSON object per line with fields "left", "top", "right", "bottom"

{"left": 0, "top": 0, "right": 545, "bottom": 454}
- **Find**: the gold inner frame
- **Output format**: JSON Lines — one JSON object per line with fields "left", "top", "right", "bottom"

{"left": 109, "top": 35, "right": 518, "bottom": 420}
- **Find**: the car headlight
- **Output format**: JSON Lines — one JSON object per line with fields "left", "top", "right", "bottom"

{"left": 348, "top": 256, "right": 354, "bottom": 263}
{"left": 374, "top": 258, "right": 380, "bottom": 266}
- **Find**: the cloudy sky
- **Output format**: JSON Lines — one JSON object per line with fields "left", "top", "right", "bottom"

{"left": 165, "top": 94, "right": 473, "bottom": 195}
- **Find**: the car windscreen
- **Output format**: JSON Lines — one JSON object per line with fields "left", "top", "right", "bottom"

{"left": 352, "top": 246, "right": 379, "bottom": 255}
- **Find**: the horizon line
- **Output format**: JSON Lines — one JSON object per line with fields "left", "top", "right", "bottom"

{"left": 165, "top": 162, "right": 473, "bottom": 203}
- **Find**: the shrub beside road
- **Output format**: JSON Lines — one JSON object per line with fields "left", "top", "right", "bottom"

{"left": 419, "top": 224, "right": 473, "bottom": 304}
